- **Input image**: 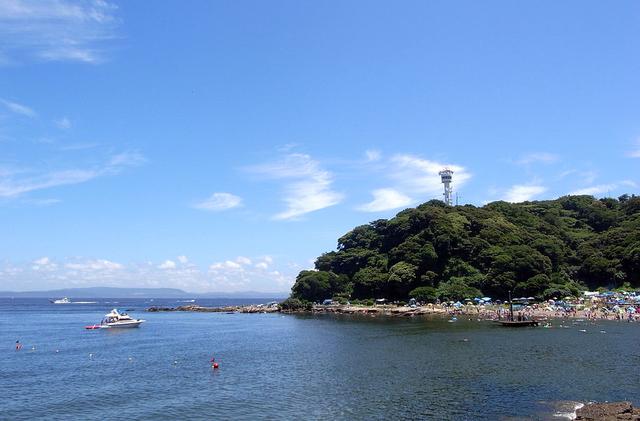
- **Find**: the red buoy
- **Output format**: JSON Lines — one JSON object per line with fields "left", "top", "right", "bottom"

{"left": 212, "top": 362, "right": 219, "bottom": 369}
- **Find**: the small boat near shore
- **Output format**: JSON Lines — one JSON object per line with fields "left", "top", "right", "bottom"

{"left": 496, "top": 291, "right": 539, "bottom": 327}
{"left": 496, "top": 320, "right": 539, "bottom": 327}
{"left": 103, "top": 309, "right": 145, "bottom": 328}
{"left": 85, "top": 309, "right": 145, "bottom": 329}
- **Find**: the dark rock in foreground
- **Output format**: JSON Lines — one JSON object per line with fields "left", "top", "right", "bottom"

{"left": 576, "top": 402, "right": 640, "bottom": 420}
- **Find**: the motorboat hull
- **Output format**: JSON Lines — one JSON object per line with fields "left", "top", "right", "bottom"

{"left": 106, "top": 320, "right": 144, "bottom": 328}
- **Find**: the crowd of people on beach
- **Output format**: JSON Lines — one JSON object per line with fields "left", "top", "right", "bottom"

{"left": 442, "top": 300, "right": 640, "bottom": 323}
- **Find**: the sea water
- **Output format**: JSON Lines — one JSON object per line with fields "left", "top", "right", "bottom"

{"left": 1, "top": 298, "right": 639, "bottom": 420}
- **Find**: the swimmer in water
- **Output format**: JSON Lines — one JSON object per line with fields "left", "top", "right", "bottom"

{"left": 15, "top": 340, "right": 22, "bottom": 351}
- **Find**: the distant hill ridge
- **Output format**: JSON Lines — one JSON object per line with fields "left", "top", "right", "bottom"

{"left": 0, "top": 287, "right": 287, "bottom": 299}
{"left": 289, "top": 195, "right": 640, "bottom": 303}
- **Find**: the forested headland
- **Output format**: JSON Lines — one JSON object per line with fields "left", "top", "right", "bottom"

{"left": 287, "top": 195, "right": 640, "bottom": 306}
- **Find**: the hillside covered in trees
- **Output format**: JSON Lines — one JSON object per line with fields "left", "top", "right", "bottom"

{"left": 290, "top": 195, "right": 640, "bottom": 304}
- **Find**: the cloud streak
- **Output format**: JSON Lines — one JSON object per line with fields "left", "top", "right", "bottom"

{"left": 54, "top": 117, "right": 71, "bottom": 129}
{"left": 390, "top": 154, "right": 472, "bottom": 196}
{"left": 514, "top": 152, "right": 559, "bottom": 166}
{"left": 357, "top": 153, "right": 471, "bottom": 211}
{"left": 193, "top": 192, "right": 242, "bottom": 211}
{"left": 0, "top": 98, "right": 36, "bottom": 117}
{"left": 628, "top": 139, "right": 640, "bottom": 158}
{"left": 358, "top": 188, "right": 413, "bottom": 212}
{"left": 250, "top": 153, "right": 343, "bottom": 220}
{"left": 504, "top": 185, "right": 547, "bottom": 202}
{"left": 566, "top": 179, "right": 636, "bottom": 197}
{"left": 0, "top": 151, "right": 145, "bottom": 198}
{"left": 0, "top": 0, "right": 119, "bottom": 64}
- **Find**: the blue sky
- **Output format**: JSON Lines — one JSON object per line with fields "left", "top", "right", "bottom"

{"left": 0, "top": 0, "right": 638, "bottom": 293}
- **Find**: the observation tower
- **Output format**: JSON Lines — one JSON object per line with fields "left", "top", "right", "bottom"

{"left": 439, "top": 169, "right": 454, "bottom": 206}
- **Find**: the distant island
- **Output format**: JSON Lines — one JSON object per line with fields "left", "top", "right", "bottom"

{"left": 286, "top": 194, "right": 640, "bottom": 307}
{"left": 0, "top": 287, "right": 288, "bottom": 299}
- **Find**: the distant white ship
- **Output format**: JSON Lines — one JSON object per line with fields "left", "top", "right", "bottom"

{"left": 50, "top": 297, "right": 71, "bottom": 304}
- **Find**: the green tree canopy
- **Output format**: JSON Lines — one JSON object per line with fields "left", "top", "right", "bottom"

{"left": 290, "top": 194, "right": 640, "bottom": 301}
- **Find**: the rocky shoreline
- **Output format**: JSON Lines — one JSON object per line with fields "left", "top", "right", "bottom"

{"left": 147, "top": 304, "right": 279, "bottom": 314}
{"left": 146, "top": 303, "right": 470, "bottom": 317}
{"left": 146, "top": 303, "right": 453, "bottom": 316}
{"left": 146, "top": 302, "right": 635, "bottom": 322}
{"left": 576, "top": 402, "right": 640, "bottom": 420}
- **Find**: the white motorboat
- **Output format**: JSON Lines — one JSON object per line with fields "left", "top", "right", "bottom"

{"left": 101, "top": 309, "right": 145, "bottom": 328}
{"left": 50, "top": 297, "right": 71, "bottom": 304}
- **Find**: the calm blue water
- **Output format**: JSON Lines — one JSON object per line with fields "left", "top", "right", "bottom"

{"left": 1, "top": 298, "right": 639, "bottom": 420}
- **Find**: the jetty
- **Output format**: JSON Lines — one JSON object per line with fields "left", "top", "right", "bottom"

{"left": 147, "top": 304, "right": 279, "bottom": 314}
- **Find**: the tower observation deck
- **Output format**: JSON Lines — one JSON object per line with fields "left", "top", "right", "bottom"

{"left": 439, "top": 169, "right": 454, "bottom": 206}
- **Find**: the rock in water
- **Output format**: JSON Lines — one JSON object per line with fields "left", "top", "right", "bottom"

{"left": 575, "top": 401, "right": 640, "bottom": 420}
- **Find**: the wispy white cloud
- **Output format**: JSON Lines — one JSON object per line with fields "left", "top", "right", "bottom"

{"left": 54, "top": 117, "right": 71, "bottom": 129}
{"left": 358, "top": 188, "right": 413, "bottom": 212}
{"left": 628, "top": 139, "right": 640, "bottom": 158}
{"left": 107, "top": 151, "right": 146, "bottom": 169}
{"left": 25, "top": 198, "right": 62, "bottom": 206}
{"left": 0, "top": 151, "right": 145, "bottom": 198}
{"left": 0, "top": 0, "right": 120, "bottom": 64}
{"left": 59, "top": 142, "right": 99, "bottom": 151}
{"left": 514, "top": 152, "right": 559, "bottom": 166}
{"left": 356, "top": 153, "right": 471, "bottom": 209}
{"left": 365, "top": 149, "right": 382, "bottom": 162}
{"left": 250, "top": 153, "right": 343, "bottom": 220}
{"left": 570, "top": 184, "right": 617, "bottom": 196}
{"left": 558, "top": 169, "right": 598, "bottom": 184}
{"left": 0, "top": 98, "right": 36, "bottom": 117}
{"left": 579, "top": 171, "right": 598, "bottom": 185}
{"left": 193, "top": 192, "right": 242, "bottom": 211}
{"left": 0, "top": 169, "right": 98, "bottom": 197}
{"left": 504, "top": 185, "right": 547, "bottom": 202}
{"left": 390, "top": 154, "right": 472, "bottom": 196}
